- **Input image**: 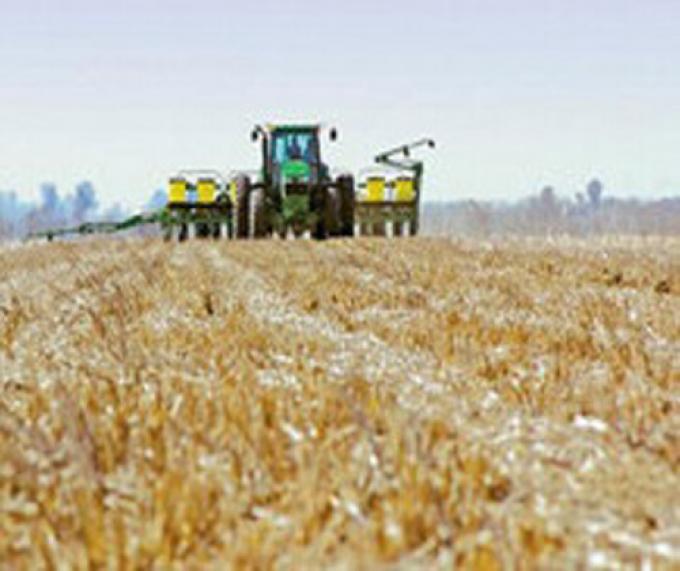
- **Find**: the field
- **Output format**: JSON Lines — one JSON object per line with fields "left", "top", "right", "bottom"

{"left": 0, "top": 237, "right": 678, "bottom": 569}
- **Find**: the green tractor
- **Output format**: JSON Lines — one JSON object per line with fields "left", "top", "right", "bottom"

{"left": 233, "top": 124, "right": 355, "bottom": 239}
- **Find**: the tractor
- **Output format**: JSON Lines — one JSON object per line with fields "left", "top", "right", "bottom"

{"left": 233, "top": 124, "right": 355, "bottom": 239}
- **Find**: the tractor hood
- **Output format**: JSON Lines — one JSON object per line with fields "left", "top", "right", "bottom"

{"left": 281, "top": 159, "right": 311, "bottom": 181}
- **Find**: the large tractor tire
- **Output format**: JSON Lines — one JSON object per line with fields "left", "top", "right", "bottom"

{"left": 311, "top": 188, "right": 328, "bottom": 240}
{"left": 251, "top": 189, "right": 269, "bottom": 238}
{"left": 336, "top": 175, "right": 355, "bottom": 237}
{"left": 235, "top": 175, "right": 251, "bottom": 238}
{"left": 325, "top": 188, "right": 341, "bottom": 238}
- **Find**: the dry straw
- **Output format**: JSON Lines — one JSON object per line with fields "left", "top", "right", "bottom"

{"left": 0, "top": 237, "right": 678, "bottom": 569}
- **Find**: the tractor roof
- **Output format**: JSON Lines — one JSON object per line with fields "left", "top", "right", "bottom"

{"left": 266, "top": 123, "right": 320, "bottom": 133}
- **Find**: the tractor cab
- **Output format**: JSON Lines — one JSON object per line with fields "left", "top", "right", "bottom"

{"left": 252, "top": 124, "right": 335, "bottom": 191}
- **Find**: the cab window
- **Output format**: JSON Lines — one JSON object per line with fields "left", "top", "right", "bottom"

{"left": 272, "top": 132, "right": 317, "bottom": 164}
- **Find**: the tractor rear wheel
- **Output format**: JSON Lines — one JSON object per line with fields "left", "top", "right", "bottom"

{"left": 336, "top": 175, "right": 355, "bottom": 237}
{"left": 235, "top": 176, "right": 251, "bottom": 238}
{"left": 325, "top": 188, "right": 340, "bottom": 237}
{"left": 251, "top": 189, "right": 269, "bottom": 238}
{"left": 311, "top": 188, "right": 328, "bottom": 240}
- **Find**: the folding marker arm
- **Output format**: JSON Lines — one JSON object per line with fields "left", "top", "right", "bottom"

{"left": 374, "top": 138, "right": 435, "bottom": 171}
{"left": 27, "top": 211, "right": 163, "bottom": 241}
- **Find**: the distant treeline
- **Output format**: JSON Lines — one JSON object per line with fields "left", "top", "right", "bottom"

{"left": 422, "top": 180, "right": 680, "bottom": 237}
{"left": 1, "top": 179, "right": 678, "bottom": 239}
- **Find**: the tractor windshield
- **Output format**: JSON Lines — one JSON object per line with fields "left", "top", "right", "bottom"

{"left": 272, "top": 131, "right": 318, "bottom": 165}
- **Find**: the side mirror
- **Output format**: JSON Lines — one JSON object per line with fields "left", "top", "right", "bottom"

{"left": 329, "top": 127, "right": 338, "bottom": 142}
{"left": 251, "top": 129, "right": 259, "bottom": 142}
{"left": 428, "top": 139, "right": 436, "bottom": 149}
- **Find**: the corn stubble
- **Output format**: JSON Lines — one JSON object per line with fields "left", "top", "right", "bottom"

{"left": 0, "top": 237, "right": 678, "bottom": 569}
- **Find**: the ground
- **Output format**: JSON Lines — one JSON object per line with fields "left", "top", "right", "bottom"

{"left": 0, "top": 237, "right": 678, "bottom": 570}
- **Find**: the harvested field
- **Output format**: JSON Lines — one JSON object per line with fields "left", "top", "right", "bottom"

{"left": 0, "top": 237, "right": 678, "bottom": 569}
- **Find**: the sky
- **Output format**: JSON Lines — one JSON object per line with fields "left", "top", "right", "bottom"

{"left": 1, "top": 0, "right": 679, "bottom": 209}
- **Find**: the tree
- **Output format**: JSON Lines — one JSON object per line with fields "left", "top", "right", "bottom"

{"left": 540, "top": 186, "right": 557, "bottom": 210}
{"left": 40, "top": 183, "right": 59, "bottom": 212}
{"left": 587, "top": 179, "right": 603, "bottom": 209}
{"left": 73, "top": 181, "right": 98, "bottom": 222}
{"left": 146, "top": 189, "right": 168, "bottom": 210}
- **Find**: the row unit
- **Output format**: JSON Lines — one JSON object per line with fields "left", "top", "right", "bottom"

{"left": 359, "top": 176, "right": 416, "bottom": 203}
{"left": 168, "top": 175, "right": 416, "bottom": 205}
{"left": 168, "top": 178, "right": 237, "bottom": 205}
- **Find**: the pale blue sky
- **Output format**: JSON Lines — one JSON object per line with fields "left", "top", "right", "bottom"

{"left": 1, "top": 0, "right": 679, "bottom": 209}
